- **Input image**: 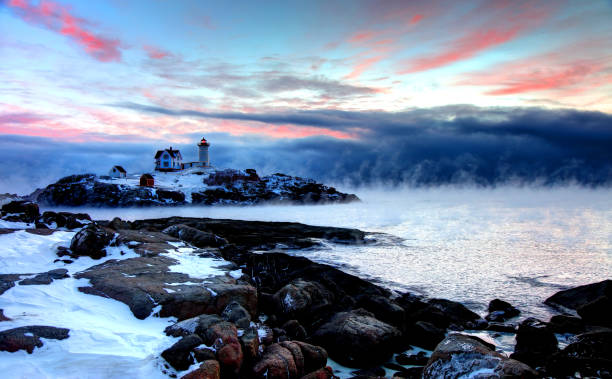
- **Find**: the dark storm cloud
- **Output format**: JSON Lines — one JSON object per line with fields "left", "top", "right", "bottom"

{"left": 2, "top": 106, "right": 611, "bottom": 195}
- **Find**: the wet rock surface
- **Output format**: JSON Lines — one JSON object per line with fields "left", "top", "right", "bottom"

{"left": 423, "top": 334, "right": 537, "bottom": 378}
{"left": 2, "top": 205, "right": 611, "bottom": 379}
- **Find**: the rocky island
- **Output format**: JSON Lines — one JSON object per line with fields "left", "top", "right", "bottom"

{"left": 32, "top": 169, "right": 359, "bottom": 207}
{"left": 1, "top": 200, "right": 610, "bottom": 378}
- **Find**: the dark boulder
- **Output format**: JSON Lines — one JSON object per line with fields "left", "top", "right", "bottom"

{"left": 423, "top": 334, "right": 537, "bottom": 378}
{"left": 69, "top": 223, "right": 114, "bottom": 259}
{"left": 406, "top": 321, "right": 446, "bottom": 350}
{"left": 221, "top": 301, "right": 251, "bottom": 329}
{"left": 544, "top": 280, "right": 612, "bottom": 311}
{"left": 0, "top": 325, "right": 69, "bottom": 353}
{"left": 510, "top": 318, "right": 558, "bottom": 368}
{"left": 545, "top": 329, "right": 612, "bottom": 378}
{"left": 161, "top": 334, "right": 204, "bottom": 371}
{"left": 36, "top": 211, "right": 91, "bottom": 229}
{"left": 200, "top": 321, "right": 243, "bottom": 376}
{"left": 252, "top": 341, "right": 327, "bottom": 379}
{"left": 547, "top": 314, "right": 586, "bottom": 334}
{"left": 312, "top": 309, "right": 401, "bottom": 367}
{"left": 18, "top": 268, "right": 69, "bottom": 285}
{"left": 1, "top": 200, "right": 40, "bottom": 223}
{"left": 272, "top": 279, "right": 335, "bottom": 322}
{"left": 282, "top": 319, "right": 308, "bottom": 340}
{"left": 485, "top": 299, "right": 520, "bottom": 322}
{"left": 239, "top": 326, "right": 260, "bottom": 364}
{"left": 577, "top": 295, "right": 612, "bottom": 327}
{"left": 413, "top": 298, "right": 485, "bottom": 330}
{"left": 356, "top": 295, "right": 406, "bottom": 330}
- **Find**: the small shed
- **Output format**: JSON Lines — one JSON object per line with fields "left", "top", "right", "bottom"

{"left": 139, "top": 173, "right": 154, "bottom": 187}
{"left": 109, "top": 165, "right": 127, "bottom": 178}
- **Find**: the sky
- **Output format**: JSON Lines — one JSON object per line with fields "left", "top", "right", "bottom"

{"left": 1, "top": 0, "right": 612, "bottom": 193}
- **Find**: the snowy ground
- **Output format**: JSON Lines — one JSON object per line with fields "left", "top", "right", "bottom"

{"left": 0, "top": 227, "right": 239, "bottom": 379}
{"left": 99, "top": 168, "right": 215, "bottom": 203}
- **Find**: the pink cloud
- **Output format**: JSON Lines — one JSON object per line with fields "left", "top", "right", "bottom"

{"left": 6, "top": 0, "right": 122, "bottom": 62}
{"left": 345, "top": 56, "right": 385, "bottom": 80}
{"left": 143, "top": 45, "right": 172, "bottom": 59}
{"left": 399, "top": 28, "right": 521, "bottom": 74}
{"left": 410, "top": 14, "right": 423, "bottom": 24}
{"left": 458, "top": 56, "right": 610, "bottom": 96}
{"left": 348, "top": 30, "right": 378, "bottom": 44}
{"left": 398, "top": 2, "right": 551, "bottom": 74}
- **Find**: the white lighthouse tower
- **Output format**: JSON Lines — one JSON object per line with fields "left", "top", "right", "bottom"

{"left": 198, "top": 137, "right": 210, "bottom": 167}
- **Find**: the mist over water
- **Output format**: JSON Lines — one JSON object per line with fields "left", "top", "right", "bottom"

{"left": 47, "top": 186, "right": 612, "bottom": 320}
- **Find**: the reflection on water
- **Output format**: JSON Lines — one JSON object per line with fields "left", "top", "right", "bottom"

{"left": 46, "top": 186, "right": 612, "bottom": 320}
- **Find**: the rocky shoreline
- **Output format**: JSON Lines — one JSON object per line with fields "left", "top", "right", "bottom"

{"left": 31, "top": 169, "right": 359, "bottom": 207}
{"left": 1, "top": 200, "right": 611, "bottom": 378}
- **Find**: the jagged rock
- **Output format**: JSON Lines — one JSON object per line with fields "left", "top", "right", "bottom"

{"left": 423, "top": 334, "right": 537, "bottom": 378}
{"left": 165, "top": 314, "right": 223, "bottom": 337}
{"left": 161, "top": 334, "right": 204, "bottom": 371}
{"left": 1, "top": 200, "right": 39, "bottom": 223}
{"left": 18, "top": 268, "right": 69, "bottom": 285}
{"left": 239, "top": 326, "right": 260, "bottom": 364}
{"left": 510, "top": 318, "right": 558, "bottom": 368}
{"left": 252, "top": 341, "right": 327, "bottom": 379}
{"left": 180, "top": 360, "right": 220, "bottom": 379}
{"left": 545, "top": 329, "right": 612, "bottom": 378}
{"left": 36, "top": 211, "right": 91, "bottom": 229}
{"left": 221, "top": 301, "right": 251, "bottom": 329}
{"left": 544, "top": 279, "right": 612, "bottom": 311}
{"left": 163, "top": 224, "right": 228, "bottom": 248}
{"left": 200, "top": 321, "right": 243, "bottom": 376}
{"left": 485, "top": 299, "right": 520, "bottom": 322}
{"left": 69, "top": 223, "right": 114, "bottom": 259}
{"left": 312, "top": 309, "right": 401, "bottom": 367}
{"left": 0, "top": 326, "right": 69, "bottom": 353}
{"left": 407, "top": 321, "right": 445, "bottom": 350}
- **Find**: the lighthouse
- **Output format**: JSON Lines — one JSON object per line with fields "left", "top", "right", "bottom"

{"left": 198, "top": 137, "right": 210, "bottom": 167}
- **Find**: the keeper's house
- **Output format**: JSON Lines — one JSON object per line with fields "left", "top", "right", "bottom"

{"left": 154, "top": 147, "right": 183, "bottom": 172}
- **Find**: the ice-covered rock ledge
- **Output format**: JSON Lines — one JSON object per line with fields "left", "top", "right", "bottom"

{"left": 32, "top": 168, "right": 359, "bottom": 207}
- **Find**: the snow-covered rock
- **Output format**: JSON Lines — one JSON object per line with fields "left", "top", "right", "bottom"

{"left": 34, "top": 169, "right": 358, "bottom": 207}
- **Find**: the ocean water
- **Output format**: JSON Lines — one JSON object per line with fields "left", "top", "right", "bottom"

{"left": 47, "top": 186, "right": 612, "bottom": 320}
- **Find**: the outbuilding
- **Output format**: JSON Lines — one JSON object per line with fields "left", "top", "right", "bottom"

{"left": 139, "top": 173, "right": 154, "bottom": 187}
{"left": 109, "top": 165, "right": 127, "bottom": 178}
